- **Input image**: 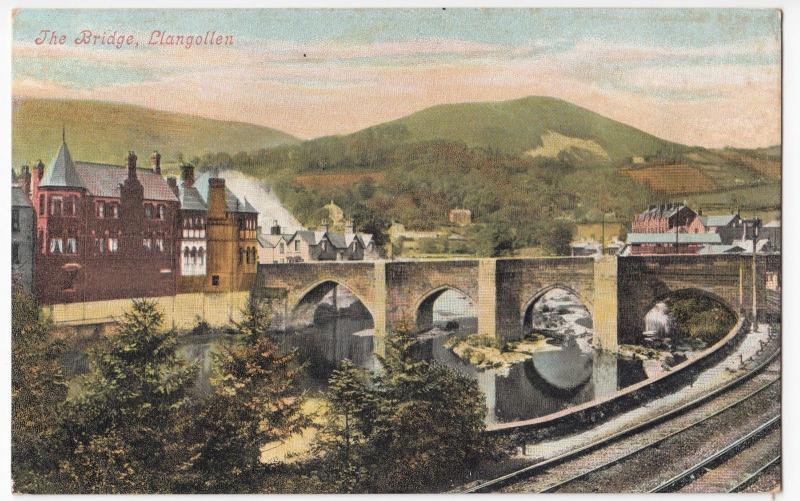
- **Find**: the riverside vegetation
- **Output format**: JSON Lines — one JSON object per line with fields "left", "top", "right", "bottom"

{"left": 11, "top": 287, "right": 496, "bottom": 494}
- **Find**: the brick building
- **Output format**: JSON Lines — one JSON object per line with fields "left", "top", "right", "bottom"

{"left": 631, "top": 203, "right": 696, "bottom": 233}
{"left": 31, "top": 140, "right": 180, "bottom": 304}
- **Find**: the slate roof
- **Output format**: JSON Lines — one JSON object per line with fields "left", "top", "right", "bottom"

{"left": 11, "top": 185, "right": 32, "bottom": 208}
{"left": 700, "top": 214, "right": 738, "bottom": 227}
{"left": 74, "top": 162, "right": 178, "bottom": 202}
{"left": 626, "top": 232, "right": 722, "bottom": 244}
{"left": 257, "top": 233, "right": 287, "bottom": 248}
{"left": 326, "top": 232, "right": 347, "bottom": 249}
{"left": 699, "top": 244, "right": 746, "bottom": 255}
{"left": 636, "top": 203, "right": 690, "bottom": 221}
{"left": 178, "top": 185, "right": 208, "bottom": 211}
{"left": 39, "top": 142, "right": 84, "bottom": 189}
{"left": 289, "top": 230, "right": 318, "bottom": 245}
{"left": 194, "top": 172, "right": 258, "bottom": 214}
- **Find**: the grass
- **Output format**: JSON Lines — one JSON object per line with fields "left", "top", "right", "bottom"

{"left": 12, "top": 98, "right": 299, "bottom": 168}
{"left": 350, "top": 95, "right": 688, "bottom": 160}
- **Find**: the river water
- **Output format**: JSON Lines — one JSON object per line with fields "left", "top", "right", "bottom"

{"left": 61, "top": 287, "right": 652, "bottom": 425}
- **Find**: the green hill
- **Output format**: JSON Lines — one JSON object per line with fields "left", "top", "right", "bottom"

{"left": 342, "top": 95, "right": 688, "bottom": 161}
{"left": 12, "top": 98, "right": 299, "bottom": 168}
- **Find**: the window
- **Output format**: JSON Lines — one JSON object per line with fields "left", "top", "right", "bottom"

{"left": 94, "top": 238, "right": 105, "bottom": 254}
{"left": 320, "top": 241, "right": 326, "bottom": 251}
{"left": 107, "top": 238, "right": 119, "bottom": 253}
{"left": 155, "top": 238, "right": 164, "bottom": 252}
{"left": 238, "top": 248, "right": 243, "bottom": 265}
{"left": 49, "top": 196, "right": 62, "bottom": 216}
{"left": 111, "top": 204, "right": 119, "bottom": 218}
{"left": 39, "top": 195, "right": 45, "bottom": 216}
{"left": 66, "top": 237, "right": 77, "bottom": 254}
{"left": 295, "top": 240, "right": 300, "bottom": 251}
{"left": 157, "top": 205, "right": 165, "bottom": 220}
{"left": 12, "top": 209, "right": 19, "bottom": 232}
{"left": 49, "top": 238, "right": 63, "bottom": 254}
{"left": 96, "top": 202, "right": 105, "bottom": 219}
{"left": 12, "top": 242, "right": 19, "bottom": 265}
{"left": 212, "top": 275, "right": 220, "bottom": 286}
{"left": 279, "top": 242, "right": 284, "bottom": 254}
{"left": 64, "top": 196, "right": 74, "bottom": 216}
{"left": 143, "top": 238, "right": 152, "bottom": 251}
{"left": 191, "top": 247, "right": 197, "bottom": 265}
{"left": 145, "top": 204, "right": 153, "bottom": 219}
{"left": 198, "top": 247, "right": 205, "bottom": 265}
{"left": 183, "top": 247, "right": 190, "bottom": 263}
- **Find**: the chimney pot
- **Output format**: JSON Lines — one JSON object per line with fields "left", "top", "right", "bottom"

{"left": 127, "top": 151, "right": 138, "bottom": 179}
{"left": 150, "top": 151, "right": 162, "bottom": 174}
{"left": 167, "top": 177, "right": 178, "bottom": 197}
{"left": 180, "top": 163, "right": 195, "bottom": 187}
{"left": 35, "top": 159, "right": 44, "bottom": 180}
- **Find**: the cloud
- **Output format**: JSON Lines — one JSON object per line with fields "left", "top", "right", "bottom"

{"left": 11, "top": 34, "right": 781, "bottom": 148}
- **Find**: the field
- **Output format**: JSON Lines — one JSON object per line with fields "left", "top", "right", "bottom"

{"left": 685, "top": 183, "right": 781, "bottom": 212}
{"left": 622, "top": 165, "right": 717, "bottom": 194}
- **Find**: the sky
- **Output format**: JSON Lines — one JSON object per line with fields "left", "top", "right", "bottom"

{"left": 12, "top": 9, "right": 782, "bottom": 148}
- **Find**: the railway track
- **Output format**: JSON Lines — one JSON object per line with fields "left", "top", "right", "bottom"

{"left": 460, "top": 345, "right": 781, "bottom": 493}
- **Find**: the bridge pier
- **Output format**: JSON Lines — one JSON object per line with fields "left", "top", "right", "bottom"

{"left": 593, "top": 256, "right": 619, "bottom": 352}
{"left": 477, "top": 258, "right": 498, "bottom": 340}
{"left": 373, "top": 261, "right": 387, "bottom": 357}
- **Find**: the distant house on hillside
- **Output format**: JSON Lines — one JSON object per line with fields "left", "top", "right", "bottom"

{"left": 632, "top": 203, "right": 696, "bottom": 233}
{"left": 259, "top": 220, "right": 379, "bottom": 263}
{"left": 687, "top": 212, "right": 742, "bottom": 244}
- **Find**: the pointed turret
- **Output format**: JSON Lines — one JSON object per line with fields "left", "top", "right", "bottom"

{"left": 39, "top": 135, "right": 84, "bottom": 189}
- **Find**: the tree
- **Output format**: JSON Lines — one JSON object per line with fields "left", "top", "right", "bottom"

{"left": 312, "top": 360, "right": 375, "bottom": 492}
{"left": 543, "top": 220, "right": 574, "bottom": 255}
{"left": 175, "top": 297, "right": 309, "bottom": 493}
{"left": 58, "top": 299, "right": 196, "bottom": 493}
{"left": 11, "top": 286, "right": 69, "bottom": 493}
{"left": 314, "top": 327, "right": 494, "bottom": 493}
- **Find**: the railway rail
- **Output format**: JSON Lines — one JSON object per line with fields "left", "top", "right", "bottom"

{"left": 460, "top": 344, "right": 781, "bottom": 493}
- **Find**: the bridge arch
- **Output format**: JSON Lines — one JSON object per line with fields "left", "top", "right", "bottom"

{"left": 520, "top": 284, "right": 594, "bottom": 335}
{"left": 288, "top": 278, "right": 376, "bottom": 329}
{"left": 413, "top": 285, "right": 477, "bottom": 333}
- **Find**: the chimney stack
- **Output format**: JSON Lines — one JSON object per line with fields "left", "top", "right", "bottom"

{"left": 180, "top": 163, "right": 195, "bottom": 187}
{"left": 167, "top": 177, "right": 179, "bottom": 197}
{"left": 150, "top": 151, "right": 162, "bottom": 174}
{"left": 270, "top": 219, "right": 281, "bottom": 235}
{"left": 208, "top": 178, "right": 227, "bottom": 219}
{"left": 319, "top": 221, "right": 329, "bottom": 233}
{"left": 35, "top": 159, "right": 44, "bottom": 180}
{"left": 127, "top": 151, "right": 138, "bottom": 179}
{"left": 20, "top": 165, "right": 31, "bottom": 197}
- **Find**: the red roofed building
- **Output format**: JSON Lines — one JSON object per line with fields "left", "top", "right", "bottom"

{"left": 31, "top": 138, "right": 180, "bottom": 304}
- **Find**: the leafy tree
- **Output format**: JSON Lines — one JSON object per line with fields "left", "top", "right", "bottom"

{"left": 58, "top": 299, "right": 196, "bottom": 493}
{"left": 11, "top": 286, "right": 69, "bottom": 493}
{"left": 175, "top": 297, "right": 309, "bottom": 493}
{"left": 543, "top": 220, "right": 575, "bottom": 255}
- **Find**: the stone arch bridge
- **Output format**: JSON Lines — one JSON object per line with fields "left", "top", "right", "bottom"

{"left": 255, "top": 254, "right": 773, "bottom": 355}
